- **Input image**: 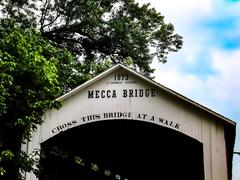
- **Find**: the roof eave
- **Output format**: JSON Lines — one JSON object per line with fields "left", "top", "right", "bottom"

{"left": 57, "top": 64, "right": 236, "bottom": 126}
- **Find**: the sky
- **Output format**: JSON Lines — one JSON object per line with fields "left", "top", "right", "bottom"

{"left": 137, "top": 0, "right": 240, "bottom": 179}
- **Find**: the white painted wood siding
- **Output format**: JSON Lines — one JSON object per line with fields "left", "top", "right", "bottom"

{"left": 25, "top": 67, "right": 230, "bottom": 180}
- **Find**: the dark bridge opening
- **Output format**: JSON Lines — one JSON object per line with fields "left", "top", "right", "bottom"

{"left": 40, "top": 120, "right": 204, "bottom": 180}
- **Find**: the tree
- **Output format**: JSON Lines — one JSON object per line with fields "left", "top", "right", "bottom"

{"left": 0, "top": 18, "right": 115, "bottom": 179}
{"left": 1, "top": 0, "right": 182, "bottom": 78}
{"left": 0, "top": 19, "right": 75, "bottom": 179}
{"left": 0, "top": 0, "right": 183, "bottom": 179}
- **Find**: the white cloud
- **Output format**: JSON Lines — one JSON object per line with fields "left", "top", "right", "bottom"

{"left": 152, "top": 59, "right": 203, "bottom": 96}
{"left": 153, "top": 48, "right": 240, "bottom": 118}
{"left": 138, "top": 0, "right": 213, "bottom": 17}
{"left": 137, "top": 0, "right": 214, "bottom": 34}
{"left": 143, "top": 0, "right": 240, "bottom": 179}
{"left": 146, "top": 0, "right": 240, "bottom": 116}
{"left": 210, "top": 49, "right": 240, "bottom": 103}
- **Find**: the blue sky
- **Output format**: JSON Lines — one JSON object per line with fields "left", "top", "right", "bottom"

{"left": 138, "top": 0, "right": 240, "bottom": 179}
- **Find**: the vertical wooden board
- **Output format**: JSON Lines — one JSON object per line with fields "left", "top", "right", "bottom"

{"left": 152, "top": 93, "right": 199, "bottom": 140}
{"left": 216, "top": 122, "right": 228, "bottom": 180}
{"left": 201, "top": 115, "right": 212, "bottom": 180}
{"left": 176, "top": 103, "right": 202, "bottom": 141}
{"left": 210, "top": 118, "right": 228, "bottom": 180}
{"left": 187, "top": 109, "right": 202, "bottom": 141}
{"left": 210, "top": 118, "right": 218, "bottom": 180}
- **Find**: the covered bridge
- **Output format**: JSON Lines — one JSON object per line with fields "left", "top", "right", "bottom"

{"left": 24, "top": 64, "right": 236, "bottom": 180}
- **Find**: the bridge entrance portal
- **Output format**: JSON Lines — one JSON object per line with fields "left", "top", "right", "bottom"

{"left": 40, "top": 120, "right": 204, "bottom": 180}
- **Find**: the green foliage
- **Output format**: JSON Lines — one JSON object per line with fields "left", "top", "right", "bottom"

{"left": 0, "top": 19, "right": 75, "bottom": 179}
{"left": 40, "top": 0, "right": 182, "bottom": 76}
{"left": 0, "top": 150, "right": 14, "bottom": 176}
{"left": 1, "top": 0, "right": 183, "bottom": 77}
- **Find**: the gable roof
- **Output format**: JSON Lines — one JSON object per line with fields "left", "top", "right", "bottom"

{"left": 57, "top": 64, "right": 235, "bottom": 126}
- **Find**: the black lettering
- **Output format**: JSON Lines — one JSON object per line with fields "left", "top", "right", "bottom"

{"left": 95, "top": 114, "right": 101, "bottom": 119}
{"left": 112, "top": 90, "right": 117, "bottom": 98}
{"left": 169, "top": 121, "right": 174, "bottom": 127}
{"left": 82, "top": 114, "right": 101, "bottom": 122}
{"left": 175, "top": 123, "right": 180, "bottom": 129}
{"left": 129, "top": 89, "right": 133, "bottom": 97}
{"left": 151, "top": 89, "right": 156, "bottom": 97}
{"left": 62, "top": 123, "right": 67, "bottom": 129}
{"left": 88, "top": 89, "right": 155, "bottom": 98}
{"left": 139, "top": 89, "right": 143, "bottom": 97}
{"left": 145, "top": 89, "right": 150, "bottom": 97}
{"left": 159, "top": 117, "right": 164, "bottom": 123}
{"left": 122, "top": 112, "right": 132, "bottom": 118}
{"left": 81, "top": 116, "right": 86, "bottom": 122}
{"left": 117, "top": 112, "right": 122, "bottom": 117}
{"left": 107, "top": 90, "right": 111, "bottom": 98}
{"left": 52, "top": 120, "right": 77, "bottom": 134}
{"left": 88, "top": 91, "right": 94, "bottom": 98}
{"left": 87, "top": 115, "right": 93, "bottom": 121}
{"left": 56, "top": 125, "right": 63, "bottom": 132}
{"left": 141, "top": 114, "right": 147, "bottom": 119}
{"left": 164, "top": 120, "right": 169, "bottom": 126}
{"left": 135, "top": 89, "right": 138, "bottom": 97}
{"left": 67, "top": 122, "right": 72, "bottom": 127}
{"left": 95, "top": 90, "right": 100, "bottom": 98}
{"left": 101, "top": 90, "right": 105, "bottom": 98}
{"left": 137, "top": 113, "right": 147, "bottom": 119}
{"left": 52, "top": 128, "right": 57, "bottom": 133}
{"left": 109, "top": 113, "right": 114, "bottom": 118}
{"left": 72, "top": 120, "right": 77, "bottom": 125}
{"left": 137, "top": 113, "right": 141, "bottom": 119}
{"left": 103, "top": 113, "right": 108, "bottom": 118}
{"left": 123, "top": 90, "right": 127, "bottom": 97}
{"left": 103, "top": 112, "right": 132, "bottom": 119}
{"left": 150, "top": 116, "right": 155, "bottom": 121}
